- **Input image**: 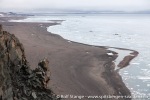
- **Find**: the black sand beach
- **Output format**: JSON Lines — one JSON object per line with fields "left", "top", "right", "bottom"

{"left": 0, "top": 17, "right": 138, "bottom": 99}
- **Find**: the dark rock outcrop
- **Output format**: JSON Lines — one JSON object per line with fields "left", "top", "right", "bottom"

{"left": 0, "top": 25, "right": 59, "bottom": 100}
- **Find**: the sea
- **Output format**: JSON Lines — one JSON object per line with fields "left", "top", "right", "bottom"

{"left": 11, "top": 14, "right": 150, "bottom": 99}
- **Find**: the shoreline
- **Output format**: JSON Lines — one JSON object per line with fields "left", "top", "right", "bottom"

{"left": 0, "top": 18, "right": 137, "bottom": 99}
{"left": 0, "top": 16, "right": 26, "bottom": 22}
{"left": 60, "top": 39, "right": 139, "bottom": 69}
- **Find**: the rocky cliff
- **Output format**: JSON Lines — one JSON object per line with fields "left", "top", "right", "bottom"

{"left": 0, "top": 25, "right": 59, "bottom": 100}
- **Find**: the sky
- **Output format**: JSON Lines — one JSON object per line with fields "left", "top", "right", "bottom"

{"left": 0, "top": 0, "right": 150, "bottom": 12}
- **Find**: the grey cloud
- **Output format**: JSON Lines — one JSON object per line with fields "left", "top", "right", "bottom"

{"left": 0, "top": 0, "right": 150, "bottom": 12}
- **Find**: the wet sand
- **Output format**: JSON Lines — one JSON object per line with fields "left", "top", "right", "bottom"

{"left": 0, "top": 21, "right": 133, "bottom": 99}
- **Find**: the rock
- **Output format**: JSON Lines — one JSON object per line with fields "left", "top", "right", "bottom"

{"left": 38, "top": 58, "right": 49, "bottom": 71}
{"left": 0, "top": 25, "right": 59, "bottom": 100}
{"left": 0, "top": 25, "right": 2, "bottom": 32}
{"left": 114, "top": 33, "right": 119, "bottom": 35}
{"left": 32, "top": 92, "right": 37, "bottom": 99}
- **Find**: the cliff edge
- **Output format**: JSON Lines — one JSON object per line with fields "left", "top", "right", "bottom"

{"left": 0, "top": 25, "right": 58, "bottom": 100}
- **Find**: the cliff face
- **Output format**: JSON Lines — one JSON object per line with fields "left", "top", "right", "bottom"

{"left": 0, "top": 25, "right": 58, "bottom": 100}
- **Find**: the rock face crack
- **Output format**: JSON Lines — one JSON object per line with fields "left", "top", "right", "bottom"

{"left": 0, "top": 25, "right": 59, "bottom": 100}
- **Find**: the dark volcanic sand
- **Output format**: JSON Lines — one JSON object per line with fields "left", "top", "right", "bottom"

{"left": 1, "top": 21, "right": 132, "bottom": 99}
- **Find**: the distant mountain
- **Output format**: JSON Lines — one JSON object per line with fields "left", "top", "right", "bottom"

{"left": 0, "top": 12, "right": 34, "bottom": 17}
{"left": 135, "top": 11, "right": 150, "bottom": 14}
{"left": 25, "top": 10, "right": 150, "bottom": 15}
{"left": 1, "top": 10, "right": 150, "bottom": 17}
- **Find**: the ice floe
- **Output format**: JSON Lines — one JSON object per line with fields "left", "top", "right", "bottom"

{"left": 131, "top": 62, "right": 140, "bottom": 65}
{"left": 138, "top": 76, "right": 150, "bottom": 80}
{"left": 107, "top": 52, "right": 114, "bottom": 56}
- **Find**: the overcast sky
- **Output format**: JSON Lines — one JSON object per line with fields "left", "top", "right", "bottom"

{"left": 0, "top": 0, "right": 150, "bottom": 12}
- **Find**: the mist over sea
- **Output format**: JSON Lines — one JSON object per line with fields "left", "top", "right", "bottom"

{"left": 12, "top": 14, "right": 150, "bottom": 98}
